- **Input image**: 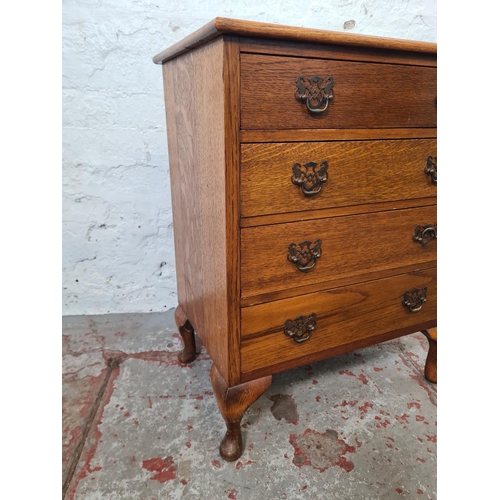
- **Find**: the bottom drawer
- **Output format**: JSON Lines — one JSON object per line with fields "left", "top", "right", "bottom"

{"left": 240, "top": 268, "right": 436, "bottom": 378}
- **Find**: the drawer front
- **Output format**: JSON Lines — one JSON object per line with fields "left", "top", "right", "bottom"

{"left": 240, "top": 268, "right": 436, "bottom": 375}
{"left": 241, "top": 139, "right": 437, "bottom": 218}
{"left": 240, "top": 54, "right": 437, "bottom": 130}
{"left": 240, "top": 206, "right": 436, "bottom": 299}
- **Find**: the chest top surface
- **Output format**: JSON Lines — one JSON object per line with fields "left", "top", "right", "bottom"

{"left": 153, "top": 17, "right": 436, "bottom": 64}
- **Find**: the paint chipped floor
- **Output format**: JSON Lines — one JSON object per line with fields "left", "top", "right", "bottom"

{"left": 62, "top": 311, "right": 437, "bottom": 500}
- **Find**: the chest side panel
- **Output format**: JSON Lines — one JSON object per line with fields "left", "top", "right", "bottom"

{"left": 163, "top": 38, "right": 236, "bottom": 383}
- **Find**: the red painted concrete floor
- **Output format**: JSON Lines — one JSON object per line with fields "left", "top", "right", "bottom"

{"left": 62, "top": 311, "right": 436, "bottom": 500}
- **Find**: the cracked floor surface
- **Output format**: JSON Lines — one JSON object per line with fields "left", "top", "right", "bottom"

{"left": 62, "top": 311, "right": 436, "bottom": 499}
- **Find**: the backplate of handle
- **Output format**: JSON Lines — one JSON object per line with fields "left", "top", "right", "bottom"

{"left": 295, "top": 76, "right": 334, "bottom": 113}
{"left": 291, "top": 161, "right": 328, "bottom": 196}
{"left": 402, "top": 287, "right": 427, "bottom": 312}
{"left": 284, "top": 313, "right": 316, "bottom": 343}
{"left": 287, "top": 239, "right": 322, "bottom": 272}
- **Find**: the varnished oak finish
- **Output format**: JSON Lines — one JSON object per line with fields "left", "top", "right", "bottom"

{"left": 241, "top": 206, "right": 437, "bottom": 299}
{"left": 241, "top": 139, "right": 437, "bottom": 217}
{"left": 163, "top": 37, "right": 240, "bottom": 387}
{"left": 210, "top": 364, "right": 272, "bottom": 461}
{"left": 156, "top": 19, "right": 437, "bottom": 462}
{"left": 240, "top": 198, "right": 437, "bottom": 230}
{"left": 241, "top": 262, "right": 436, "bottom": 307}
{"left": 239, "top": 37, "right": 437, "bottom": 67}
{"left": 240, "top": 128, "right": 437, "bottom": 143}
{"left": 240, "top": 54, "right": 437, "bottom": 130}
{"left": 241, "top": 268, "right": 437, "bottom": 375}
{"left": 240, "top": 323, "right": 437, "bottom": 384}
{"left": 153, "top": 17, "right": 436, "bottom": 64}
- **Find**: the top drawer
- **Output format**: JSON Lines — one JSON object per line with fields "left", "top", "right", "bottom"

{"left": 240, "top": 54, "right": 437, "bottom": 130}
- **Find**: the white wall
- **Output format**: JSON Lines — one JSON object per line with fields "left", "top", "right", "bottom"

{"left": 62, "top": 0, "right": 437, "bottom": 315}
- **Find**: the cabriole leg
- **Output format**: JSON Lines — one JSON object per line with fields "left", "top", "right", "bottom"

{"left": 174, "top": 306, "right": 196, "bottom": 364}
{"left": 210, "top": 364, "right": 272, "bottom": 461}
{"left": 422, "top": 328, "right": 437, "bottom": 383}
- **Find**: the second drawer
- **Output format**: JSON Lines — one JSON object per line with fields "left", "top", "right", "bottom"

{"left": 240, "top": 205, "right": 437, "bottom": 299}
{"left": 241, "top": 139, "right": 437, "bottom": 218}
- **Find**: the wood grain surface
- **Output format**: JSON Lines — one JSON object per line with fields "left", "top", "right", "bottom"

{"left": 222, "top": 36, "right": 242, "bottom": 386}
{"left": 240, "top": 268, "right": 437, "bottom": 375}
{"left": 239, "top": 38, "right": 437, "bottom": 67}
{"left": 163, "top": 38, "right": 239, "bottom": 386}
{"left": 241, "top": 139, "right": 437, "bottom": 217}
{"left": 158, "top": 19, "right": 438, "bottom": 460}
{"left": 160, "top": 21, "right": 438, "bottom": 391}
{"left": 153, "top": 17, "right": 436, "bottom": 64}
{"left": 240, "top": 262, "right": 436, "bottom": 307}
{"left": 240, "top": 198, "right": 437, "bottom": 229}
{"left": 240, "top": 205, "right": 437, "bottom": 299}
{"left": 240, "top": 54, "right": 437, "bottom": 130}
{"left": 240, "top": 128, "right": 437, "bottom": 143}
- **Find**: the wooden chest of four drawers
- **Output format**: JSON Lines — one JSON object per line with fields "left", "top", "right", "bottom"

{"left": 154, "top": 18, "right": 437, "bottom": 461}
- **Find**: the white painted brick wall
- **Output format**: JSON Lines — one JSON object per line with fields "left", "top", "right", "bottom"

{"left": 62, "top": 0, "right": 437, "bottom": 315}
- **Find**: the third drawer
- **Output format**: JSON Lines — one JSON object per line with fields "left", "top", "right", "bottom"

{"left": 240, "top": 205, "right": 437, "bottom": 299}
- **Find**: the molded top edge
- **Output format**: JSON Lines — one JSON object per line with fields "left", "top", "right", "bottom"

{"left": 153, "top": 17, "right": 437, "bottom": 64}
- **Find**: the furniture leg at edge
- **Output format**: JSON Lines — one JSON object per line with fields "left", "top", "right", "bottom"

{"left": 210, "top": 363, "right": 272, "bottom": 461}
{"left": 174, "top": 305, "right": 197, "bottom": 364}
{"left": 422, "top": 327, "right": 437, "bottom": 384}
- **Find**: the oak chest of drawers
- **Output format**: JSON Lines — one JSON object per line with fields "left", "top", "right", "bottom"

{"left": 154, "top": 18, "right": 437, "bottom": 461}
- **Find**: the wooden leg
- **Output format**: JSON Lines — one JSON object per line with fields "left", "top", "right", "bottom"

{"left": 210, "top": 364, "right": 272, "bottom": 461}
{"left": 174, "top": 306, "right": 196, "bottom": 364}
{"left": 422, "top": 328, "right": 437, "bottom": 383}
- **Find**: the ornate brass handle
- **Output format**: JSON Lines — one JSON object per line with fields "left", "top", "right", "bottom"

{"left": 284, "top": 313, "right": 316, "bottom": 343}
{"left": 413, "top": 223, "right": 437, "bottom": 247}
{"left": 424, "top": 155, "right": 437, "bottom": 185}
{"left": 291, "top": 161, "right": 328, "bottom": 196}
{"left": 288, "top": 239, "right": 322, "bottom": 272}
{"left": 402, "top": 287, "right": 427, "bottom": 312}
{"left": 295, "top": 76, "right": 334, "bottom": 114}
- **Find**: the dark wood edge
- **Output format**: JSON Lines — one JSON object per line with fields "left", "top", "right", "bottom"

{"left": 240, "top": 320, "right": 437, "bottom": 383}
{"left": 240, "top": 261, "right": 437, "bottom": 307}
{"left": 240, "top": 129, "right": 437, "bottom": 143}
{"left": 239, "top": 37, "right": 437, "bottom": 67}
{"left": 224, "top": 36, "right": 242, "bottom": 387}
{"left": 153, "top": 17, "right": 437, "bottom": 64}
{"left": 241, "top": 198, "right": 437, "bottom": 228}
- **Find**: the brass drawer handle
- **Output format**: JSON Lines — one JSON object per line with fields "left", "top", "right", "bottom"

{"left": 291, "top": 161, "right": 328, "bottom": 196}
{"left": 402, "top": 287, "right": 427, "bottom": 312}
{"left": 424, "top": 155, "right": 437, "bottom": 185}
{"left": 295, "top": 76, "right": 334, "bottom": 114}
{"left": 413, "top": 223, "right": 437, "bottom": 247}
{"left": 287, "top": 239, "right": 322, "bottom": 272}
{"left": 284, "top": 313, "right": 316, "bottom": 343}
